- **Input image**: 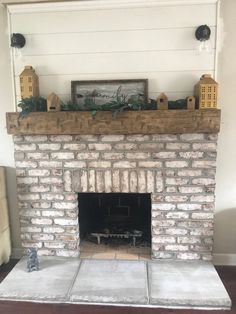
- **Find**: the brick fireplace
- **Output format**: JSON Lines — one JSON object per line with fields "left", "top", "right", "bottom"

{"left": 12, "top": 131, "right": 218, "bottom": 260}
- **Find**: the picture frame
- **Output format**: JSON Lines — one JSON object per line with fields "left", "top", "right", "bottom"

{"left": 71, "top": 79, "right": 148, "bottom": 108}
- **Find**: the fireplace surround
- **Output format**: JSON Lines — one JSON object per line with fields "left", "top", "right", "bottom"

{"left": 10, "top": 124, "right": 218, "bottom": 260}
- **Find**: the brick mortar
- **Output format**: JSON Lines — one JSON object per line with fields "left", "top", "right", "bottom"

{"left": 13, "top": 133, "right": 217, "bottom": 260}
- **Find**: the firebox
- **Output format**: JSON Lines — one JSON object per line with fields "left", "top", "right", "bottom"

{"left": 79, "top": 193, "right": 151, "bottom": 260}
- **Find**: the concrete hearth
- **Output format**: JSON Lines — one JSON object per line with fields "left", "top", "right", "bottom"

{"left": 0, "top": 257, "right": 231, "bottom": 309}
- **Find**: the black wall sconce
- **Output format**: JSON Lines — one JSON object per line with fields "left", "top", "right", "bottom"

{"left": 11, "top": 33, "right": 26, "bottom": 48}
{"left": 195, "top": 25, "right": 212, "bottom": 54}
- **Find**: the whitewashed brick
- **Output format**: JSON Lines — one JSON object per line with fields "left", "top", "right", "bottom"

{"left": 37, "top": 249, "right": 55, "bottom": 256}
{"left": 178, "top": 186, "right": 203, "bottom": 193}
{"left": 14, "top": 152, "right": 25, "bottom": 160}
{"left": 207, "top": 134, "right": 218, "bottom": 141}
{"left": 88, "top": 170, "right": 96, "bottom": 192}
{"left": 152, "top": 203, "right": 175, "bottom": 211}
{"left": 177, "top": 253, "right": 200, "bottom": 260}
{"left": 126, "top": 135, "right": 150, "bottom": 141}
{"left": 38, "top": 143, "right": 61, "bottom": 150}
{"left": 139, "top": 143, "right": 164, "bottom": 151}
{"left": 49, "top": 135, "right": 73, "bottom": 142}
{"left": 40, "top": 177, "right": 63, "bottom": 185}
{"left": 26, "top": 152, "right": 49, "bottom": 160}
{"left": 18, "top": 194, "right": 40, "bottom": 201}
{"left": 51, "top": 152, "right": 74, "bottom": 159}
{"left": 166, "top": 186, "right": 177, "bottom": 193}
{"left": 22, "top": 242, "right": 43, "bottom": 249}
{"left": 179, "top": 134, "right": 204, "bottom": 141}
{"left": 153, "top": 236, "right": 176, "bottom": 244}
{"left": 21, "top": 226, "right": 42, "bottom": 233}
{"left": 25, "top": 135, "right": 48, "bottom": 142}
{"left": 126, "top": 152, "right": 150, "bottom": 159}
{"left": 147, "top": 170, "right": 155, "bottom": 193}
{"left": 166, "top": 228, "right": 188, "bottom": 235}
{"left": 166, "top": 143, "right": 190, "bottom": 150}
{"left": 19, "top": 209, "right": 41, "bottom": 217}
{"left": 153, "top": 152, "right": 176, "bottom": 158}
{"left": 80, "top": 170, "right": 88, "bottom": 192}
{"left": 102, "top": 152, "right": 124, "bottom": 160}
{"left": 112, "top": 170, "right": 120, "bottom": 192}
{"left": 152, "top": 134, "right": 178, "bottom": 141}
{"left": 192, "top": 178, "right": 215, "bottom": 185}
{"left": 190, "top": 229, "right": 213, "bottom": 236}
{"left": 63, "top": 143, "right": 86, "bottom": 150}
{"left": 30, "top": 185, "right": 50, "bottom": 193}
{"left": 56, "top": 250, "right": 79, "bottom": 257}
{"left": 89, "top": 161, "right": 111, "bottom": 168}
{"left": 64, "top": 161, "right": 86, "bottom": 168}
{"left": 100, "top": 135, "right": 125, "bottom": 142}
{"left": 41, "top": 193, "right": 64, "bottom": 201}
{"left": 166, "top": 212, "right": 189, "bottom": 219}
{"left": 88, "top": 143, "right": 112, "bottom": 151}
{"left": 16, "top": 161, "right": 38, "bottom": 168}
{"left": 190, "top": 195, "right": 214, "bottom": 202}
{"left": 156, "top": 171, "right": 164, "bottom": 192}
{"left": 32, "top": 234, "right": 54, "bottom": 241}
{"left": 16, "top": 169, "right": 26, "bottom": 176}
{"left": 177, "top": 169, "right": 202, "bottom": 177}
{"left": 165, "top": 195, "right": 188, "bottom": 202}
{"left": 152, "top": 252, "right": 174, "bottom": 259}
{"left": 113, "top": 161, "right": 136, "bottom": 168}
{"left": 104, "top": 170, "right": 112, "bottom": 192}
{"left": 44, "top": 242, "right": 65, "bottom": 249}
{"left": 114, "top": 143, "right": 137, "bottom": 150}
{"left": 121, "top": 170, "right": 129, "bottom": 192}
{"left": 75, "top": 135, "right": 98, "bottom": 141}
{"left": 191, "top": 213, "right": 214, "bottom": 220}
{"left": 138, "top": 170, "right": 146, "bottom": 193}
{"left": 52, "top": 202, "right": 77, "bottom": 210}
{"left": 39, "top": 161, "right": 62, "bottom": 168}
{"left": 31, "top": 218, "right": 53, "bottom": 225}
{"left": 77, "top": 152, "right": 99, "bottom": 160}
{"left": 15, "top": 143, "right": 36, "bottom": 151}
{"left": 165, "top": 245, "right": 188, "bottom": 251}
{"left": 96, "top": 171, "right": 105, "bottom": 192}
{"left": 32, "top": 201, "right": 51, "bottom": 209}
{"left": 139, "top": 161, "right": 162, "bottom": 168}
{"left": 165, "top": 161, "right": 188, "bottom": 168}
{"left": 153, "top": 220, "right": 175, "bottom": 227}
{"left": 43, "top": 226, "right": 65, "bottom": 233}
{"left": 28, "top": 169, "right": 50, "bottom": 176}
{"left": 54, "top": 218, "right": 78, "bottom": 226}
{"left": 192, "top": 160, "right": 216, "bottom": 168}
{"left": 130, "top": 171, "right": 138, "bottom": 193}
{"left": 13, "top": 135, "right": 24, "bottom": 142}
{"left": 193, "top": 143, "right": 217, "bottom": 151}
{"left": 64, "top": 170, "right": 72, "bottom": 192}
{"left": 179, "top": 152, "right": 204, "bottom": 159}
{"left": 166, "top": 177, "right": 189, "bottom": 185}
{"left": 177, "top": 204, "right": 202, "bottom": 211}
{"left": 65, "top": 194, "right": 78, "bottom": 201}
{"left": 17, "top": 177, "right": 38, "bottom": 184}
{"left": 42, "top": 210, "right": 64, "bottom": 217}
{"left": 178, "top": 237, "right": 201, "bottom": 244}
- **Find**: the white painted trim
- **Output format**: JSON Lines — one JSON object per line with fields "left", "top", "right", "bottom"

{"left": 7, "top": 0, "right": 218, "bottom": 14}
{"left": 11, "top": 247, "right": 24, "bottom": 259}
{"left": 213, "top": 254, "right": 236, "bottom": 266}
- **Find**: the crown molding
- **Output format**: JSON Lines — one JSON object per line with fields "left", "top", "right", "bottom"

{"left": 7, "top": 0, "right": 218, "bottom": 14}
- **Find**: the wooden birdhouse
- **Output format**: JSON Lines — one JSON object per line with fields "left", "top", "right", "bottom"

{"left": 157, "top": 93, "right": 168, "bottom": 110}
{"left": 194, "top": 74, "right": 218, "bottom": 109}
{"left": 20, "top": 66, "right": 39, "bottom": 99}
{"left": 47, "top": 93, "right": 61, "bottom": 112}
{"left": 187, "top": 96, "right": 196, "bottom": 110}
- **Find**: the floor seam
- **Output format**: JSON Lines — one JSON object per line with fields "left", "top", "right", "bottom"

{"left": 65, "top": 259, "right": 83, "bottom": 302}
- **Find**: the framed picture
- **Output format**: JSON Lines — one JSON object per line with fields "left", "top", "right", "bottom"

{"left": 71, "top": 79, "right": 148, "bottom": 109}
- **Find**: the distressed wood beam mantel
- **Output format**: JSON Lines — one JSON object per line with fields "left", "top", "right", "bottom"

{"left": 6, "top": 110, "right": 221, "bottom": 135}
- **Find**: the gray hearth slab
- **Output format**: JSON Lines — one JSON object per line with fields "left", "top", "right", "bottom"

{"left": 0, "top": 257, "right": 80, "bottom": 302}
{"left": 70, "top": 259, "right": 148, "bottom": 304}
{"left": 148, "top": 260, "right": 231, "bottom": 309}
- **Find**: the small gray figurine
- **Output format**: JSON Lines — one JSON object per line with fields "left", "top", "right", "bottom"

{"left": 27, "top": 248, "right": 39, "bottom": 272}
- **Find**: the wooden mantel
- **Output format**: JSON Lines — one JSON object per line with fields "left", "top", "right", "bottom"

{"left": 6, "top": 110, "right": 221, "bottom": 135}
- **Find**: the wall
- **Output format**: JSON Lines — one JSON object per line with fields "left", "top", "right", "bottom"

{"left": 214, "top": 0, "right": 236, "bottom": 265}
{"left": 0, "top": 4, "right": 21, "bottom": 256}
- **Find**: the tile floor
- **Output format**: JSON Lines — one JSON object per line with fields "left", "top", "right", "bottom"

{"left": 80, "top": 240, "right": 151, "bottom": 260}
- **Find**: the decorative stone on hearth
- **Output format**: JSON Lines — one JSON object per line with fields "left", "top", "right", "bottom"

{"left": 20, "top": 66, "right": 39, "bottom": 99}
{"left": 194, "top": 74, "right": 218, "bottom": 109}
{"left": 47, "top": 93, "right": 61, "bottom": 112}
{"left": 187, "top": 96, "right": 196, "bottom": 110}
{"left": 27, "top": 248, "right": 39, "bottom": 272}
{"left": 157, "top": 93, "right": 168, "bottom": 110}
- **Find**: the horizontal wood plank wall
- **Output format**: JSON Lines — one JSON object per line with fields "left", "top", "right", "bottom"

{"left": 9, "top": 2, "right": 217, "bottom": 105}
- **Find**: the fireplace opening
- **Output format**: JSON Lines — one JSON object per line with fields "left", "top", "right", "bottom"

{"left": 79, "top": 193, "right": 151, "bottom": 260}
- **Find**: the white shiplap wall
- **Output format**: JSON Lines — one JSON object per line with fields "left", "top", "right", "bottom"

{"left": 8, "top": 0, "right": 218, "bottom": 105}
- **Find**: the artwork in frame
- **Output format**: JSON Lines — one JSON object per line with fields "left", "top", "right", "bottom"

{"left": 71, "top": 79, "right": 148, "bottom": 110}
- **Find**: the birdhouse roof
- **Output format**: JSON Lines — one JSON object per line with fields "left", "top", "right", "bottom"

{"left": 20, "top": 66, "right": 37, "bottom": 77}
{"left": 157, "top": 93, "right": 168, "bottom": 100}
{"left": 199, "top": 74, "right": 218, "bottom": 85}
